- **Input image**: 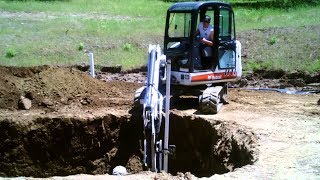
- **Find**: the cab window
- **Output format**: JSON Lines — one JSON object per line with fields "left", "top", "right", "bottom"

{"left": 168, "top": 13, "right": 192, "bottom": 38}
{"left": 219, "top": 8, "right": 234, "bottom": 41}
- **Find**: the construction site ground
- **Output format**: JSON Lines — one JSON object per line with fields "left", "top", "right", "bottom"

{"left": 0, "top": 66, "right": 319, "bottom": 179}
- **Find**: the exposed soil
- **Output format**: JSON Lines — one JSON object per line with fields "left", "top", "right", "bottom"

{"left": 0, "top": 66, "right": 319, "bottom": 179}
{"left": 0, "top": 66, "right": 257, "bottom": 178}
{"left": 1, "top": 7, "right": 319, "bottom": 179}
{"left": 0, "top": 65, "right": 140, "bottom": 111}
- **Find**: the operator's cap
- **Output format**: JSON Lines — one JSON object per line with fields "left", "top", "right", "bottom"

{"left": 204, "top": 15, "right": 211, "bottom": 23}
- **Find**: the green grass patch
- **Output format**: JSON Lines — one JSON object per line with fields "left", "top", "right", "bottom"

{"left": 5, "top": 48, "right": 16, "bottom": 58}
{"left": 0, "top": 0, "right": 169, "bottom": 68}
{"left": 235, "top": 5, "right": 320, "bottom": 31}
{"left": 0, "top": 0, "right": 319, "bottom": 74}
{"left": 78, "top": 42, "right": 84, "bottom": 51}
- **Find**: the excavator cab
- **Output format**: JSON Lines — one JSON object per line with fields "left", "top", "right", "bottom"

{"left": 164, "top": 1, "right": 241, "bottom": 75}
{"left": 163, "top": 1, "right": 242, "bottom": 114}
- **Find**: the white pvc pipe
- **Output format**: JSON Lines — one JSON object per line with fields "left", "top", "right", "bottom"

{"left": 163, "top": 59, "right": 171, "bottom": 172}
{"left": 89, "top": 52, "right": 95, "bottom": 78}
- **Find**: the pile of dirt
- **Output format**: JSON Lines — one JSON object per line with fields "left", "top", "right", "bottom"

{"left": 236, "top": 69, "right": 320, "bottom": 91}
{"left": 0, "top": 65, "right": 141, "bottom": 111}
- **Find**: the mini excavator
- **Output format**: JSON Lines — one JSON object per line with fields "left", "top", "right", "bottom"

{"left": 134, "top": 1, "right": 242, "bottom": 173}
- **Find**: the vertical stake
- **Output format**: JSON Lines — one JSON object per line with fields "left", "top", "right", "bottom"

{"left": 89, "top": 52, "right": 95, "bottom": 78}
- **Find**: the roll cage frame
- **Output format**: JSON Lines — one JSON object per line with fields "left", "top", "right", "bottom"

{"left": 164, "top": 2, "right": 237, "bottom": 72}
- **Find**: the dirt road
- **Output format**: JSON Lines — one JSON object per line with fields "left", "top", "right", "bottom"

{"left": 0, "top": 66, "right": 319, "bottom": 179}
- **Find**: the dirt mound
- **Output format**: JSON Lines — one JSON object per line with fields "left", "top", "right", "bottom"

{"left": 0, "top": 65, "right": 141, "bottom": 111}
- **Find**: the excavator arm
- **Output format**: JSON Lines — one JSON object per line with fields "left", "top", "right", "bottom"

{"left": 135, "top": 45, "right": 173, "bottom": 172}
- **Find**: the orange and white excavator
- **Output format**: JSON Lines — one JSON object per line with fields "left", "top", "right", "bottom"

{"left": 134, "top": 1, "right": 242, "bottom": 173}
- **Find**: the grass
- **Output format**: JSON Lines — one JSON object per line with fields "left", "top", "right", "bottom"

{"left": 234, "top": 4, "right": 320, "bottom": 73}
{"left": 0, "top": 0, "right": 169, "bottom": 69}
{"left": 235, "top": 5, "right": 320, "bottom": 31}
{"left": 0, "top": 0, "right": 319, "bottom": 73}
{"left": 239, "top": 23, "right": 320, "bottom": 73}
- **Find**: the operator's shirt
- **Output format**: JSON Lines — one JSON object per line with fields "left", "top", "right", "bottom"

{"left": 198, "top": 22, "right": 213, "bottom": 40}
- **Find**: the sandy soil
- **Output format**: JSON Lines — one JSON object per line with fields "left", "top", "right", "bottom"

{"left": 199, "top": 90, "right": 320, "bottom": 179}
{"left": 0, "top": 66, "right": 319, "bottom": 179}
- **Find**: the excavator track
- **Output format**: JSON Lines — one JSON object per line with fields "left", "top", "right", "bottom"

{"left": 199, "top": 85, "right": 227, "bottom": 114}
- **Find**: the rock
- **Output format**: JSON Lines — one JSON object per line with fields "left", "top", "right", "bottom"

{"left": 80, "top": 97, "right": 92, "bottom": 105}
{"left": 318, "top": 99, "right": 320, "bottom": 105}
{"left": 112, "top": 165, "right": 127, "bottom": 175}
{"left": 41, "top": 99, "right": 54, "bottom": 107}
{"left": 18, "top": 96, "right": 32, "bottom": 110}
{"left": 238, "top": 78, "right": 248, "bottom": 87}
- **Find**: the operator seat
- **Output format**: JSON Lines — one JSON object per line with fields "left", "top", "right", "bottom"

{"left": 200, "top": 46, "right": 213, "bottom": 68}
{"left": 201, "top": 46, "right": 213, "bottom": 57}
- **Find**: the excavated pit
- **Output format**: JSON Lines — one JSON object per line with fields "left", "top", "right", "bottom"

{"left": 0, "top": 111, "right": 257, "bottom": 178}
{"left": 0, "top": 66, "right": 257, "bottom": 178}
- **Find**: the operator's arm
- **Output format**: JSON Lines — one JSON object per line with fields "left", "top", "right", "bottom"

{"left": 200, "top": 30, "right": 214, "bottom": 46}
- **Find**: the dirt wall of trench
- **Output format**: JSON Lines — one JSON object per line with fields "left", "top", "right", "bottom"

{"left": 0, "top": 114, "right": 142, "bottom": 177}
{"left": 167, "top": 112, "right": 257, "bottom": 177}
{"left": 0, "top": 66, "right": 258, "bottom": 178}
{"left": 0, "top": 111, "right": 257, "bottom": 178}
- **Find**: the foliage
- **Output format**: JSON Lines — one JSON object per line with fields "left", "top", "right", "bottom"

{"left": 122, "top": 43, "right": 134, "bottom": 52}
{"left": 268, "top": 36, "right": 277, "bottom": 45}
{"left": 305, "top": 58, "right": 320, "bottom": 73}
{"left": 244, "top": 59, "right": 273, "bottom": 71}
{"left": 78, "top": 42, "right": 84, "bottom": 51}
{"left": 5, "top": 48, "right": 16, "bottom": 58}
{"left": 272, "top": 0, "right": 320, "bottom": 8}
{"left": 161, "top": 0, "right": 320, "bottom": 8}
{"left": 6, "top": 0, "right": 70, "bottom": 1}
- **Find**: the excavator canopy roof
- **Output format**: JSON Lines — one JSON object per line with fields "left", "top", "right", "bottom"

{"left": 168, "top": 1, "right": 232, "bottom": 12}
